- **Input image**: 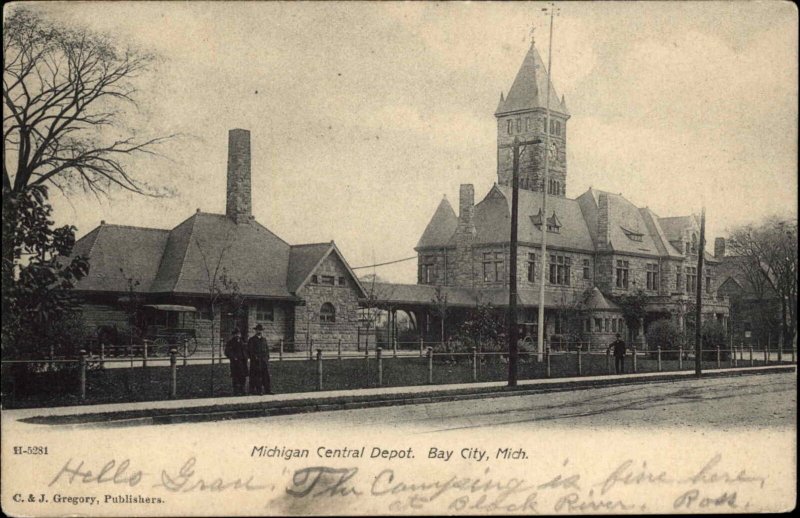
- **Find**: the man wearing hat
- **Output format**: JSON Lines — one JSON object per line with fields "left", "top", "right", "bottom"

{"left": 607, "top": 333, "right": 627, "bottom": 374}
{"left": 247, "top": 324, "right": 272, "bottom": 395}
{"left": 224, "top": 327, "right": 248, "bottom": 395}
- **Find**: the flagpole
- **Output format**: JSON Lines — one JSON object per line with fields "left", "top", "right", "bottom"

{"left": 537, "top": 3, "right": 556, "bottom": 362}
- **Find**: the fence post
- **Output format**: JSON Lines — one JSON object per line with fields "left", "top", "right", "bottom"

{"left": 749, "top": 345, "right": 754, "bottom": 366}
{"left": 376, "top": 347, "right": 383, "bottom": 386}
{"left": 657, "top": 346, "right": 662, "bottom": 372}
{"left": 765, "top": 340, "right": 769, "bottom": 365}
{"left": 79, "top": 349, "right": 87, "bottom": 401}
{"left": 338, "top": 339, "right": 342, "bottom": 361}
{"left": 316, "top": 349, "right": 323, "bottom": 391}
{"left": 393, "top": 335, "right": 397, "bottom": 358}
{"left": 632, "top": 345, "right": 637, "bottom": 373}
{"left": 678, "top": 345, "right": 683, "bottom": 370}
{"left": 606, "top": 349, "right": 611, "bottom": 375}
{"left": 575, "top": 348, "right": 581, "bottom": 376}
{"left": 100, "top": 342, "right": 105, "bottom": 361}
{"left": 419, "top": 336, "right": 424, "bottom": 357}
{"left": 427, "top": 347, "right": 433, "bottom": 385}
{"left": 142, "top": 339, "right": 148, "bottom": 368}
{"left": 716, "top": 345, "right": 721, "bottom": 369}
{"left": 170, "top": 348, "right": 177, "bottom": 399}
{"left": 546, "top": 344, "right": 551, "bottom": 378}
{"left": 279, "top": 339, "right": 284, "bottom": 361}
{"left": 183, "top": 339, "right": 188, "bottom": 367}
{"left": 309, "top": 338, "right": 314, "bottom": 361}
{"left": 472, "top": 347, "right": 478, "bottom": 382}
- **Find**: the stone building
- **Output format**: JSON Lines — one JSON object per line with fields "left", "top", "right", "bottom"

{"left": 71, "top": 129, "right": 366, "bottom": 352}
{"left": 376, "top": 41, "right": 729, "bottom": 350}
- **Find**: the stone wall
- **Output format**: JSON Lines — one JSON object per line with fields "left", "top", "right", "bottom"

{"left": 417, "top": 248, "right": 456, "bottom": 286}
{"left": 293, "top": 253, "right": 361, "bottom": 351}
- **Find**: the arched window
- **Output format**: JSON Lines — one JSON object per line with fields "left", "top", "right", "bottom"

{"left": 320, "top": 303, "right": 336, "bottom": 323}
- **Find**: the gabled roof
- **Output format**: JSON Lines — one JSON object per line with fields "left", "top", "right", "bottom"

{"left": 416, "top": 197, "right": 458, "bottom": 249}
{"left": 72, "top": 212, "right": 361, "bottom": 300}
{"left": 576, "top": 188, "right": 663, "bottom": 256}
{"left": 477, "top": 185, "right": 594, "bottom": 250}
{"left": 716, "top": 255, "right": 778, "bottom": 298}
{"left": 496, "top": 43, "right": 569, "bottom": 116}
{"left": 72, "top": 224, "right": 170, "bottom": 292}
{"left": 658, "top": 215, "right": 697, "bottom": 242}
{"left": 287, "top": 243, "right": 332, "bottom": 292}
{"left": 639, "top": 207, "right": 684, "bottom": 259}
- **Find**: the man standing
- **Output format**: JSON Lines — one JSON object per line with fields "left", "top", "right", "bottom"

{"left": 607, "top": 333, "right": 627, "bottom": 374}
{"left": 224, "top": 328, "right": 248, "bottom": 395}
{"left": 247, "top": 324, "right": 272, "bottom": 395}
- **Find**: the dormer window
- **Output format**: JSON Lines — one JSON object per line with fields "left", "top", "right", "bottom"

{"left": 507, "top": 120, "right": 513, "bottom": 135}
{"left": 621, "top": 226, "right": 644, "bottom": 242}
{"left": 532, "top": 209, "right": 561, "bottom": 233}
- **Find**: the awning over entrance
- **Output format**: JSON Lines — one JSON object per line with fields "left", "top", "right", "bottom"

{"left": 365, "top": 282, "right": 581, "bottom": 309}
{"left": 142, "top": 304, "right": 198, "bottom": 312}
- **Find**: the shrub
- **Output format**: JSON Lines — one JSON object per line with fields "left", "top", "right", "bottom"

{"left": 646, "top": 319, "right": 682, "bottom": 359}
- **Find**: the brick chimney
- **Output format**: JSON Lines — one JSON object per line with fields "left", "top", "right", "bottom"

{"left": 452, "top": 184, "right": 476, "bottom": 286}
{"left": 597, "top": 193, "right": 611, "bottom": 250}
{"left": 458, "top": 184, "right": 475, "bottom": 232}
{"left": 714, "top": 237, "right": 726, "bottom": 258}
{"left": 226, "top": 129, "right": 252, "bottom": 224}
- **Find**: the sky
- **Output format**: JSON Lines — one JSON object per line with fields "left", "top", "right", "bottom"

{"left": 17, "top": 1, "right": 799, "bottom": 283}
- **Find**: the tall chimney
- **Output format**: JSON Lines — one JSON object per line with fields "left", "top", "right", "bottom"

{"left": 714, "top": 237, "right": 726, "bottom": 258}
{"left": 226, "top": 129, "right": 252, "bottom": 224}
{"left": 458, "top": 184, "right": 475, "bottom": 230}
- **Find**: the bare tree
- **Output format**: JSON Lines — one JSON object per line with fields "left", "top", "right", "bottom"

{"left": 194, "top": 236, "right": 234, "bottom": 365}
{"left": 728, "top": 217, "right": 798, "bottom": 352}
{"left": 3, "top": 7, "right": 176, "bottom": 283}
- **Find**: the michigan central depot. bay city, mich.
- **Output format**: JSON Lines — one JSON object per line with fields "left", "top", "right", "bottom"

{"left": 251, "top": 445, "right": 529, "bottom": 462}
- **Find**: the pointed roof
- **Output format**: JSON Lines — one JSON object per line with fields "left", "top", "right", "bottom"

{"left": 496, "top": 43, "right": 569, "bottom": 116}
{"left": 583, "top": 287, "right": 621, "bottom": 311}
{"left": 287, "top": 243, "right": 332, "bottom": 293}
{"left": 416, "top": 197, "right": 458, "bottom": 249}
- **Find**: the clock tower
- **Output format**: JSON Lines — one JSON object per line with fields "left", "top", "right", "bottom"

{"left": 495, "top": 41, "right": 570, "bottom": 197}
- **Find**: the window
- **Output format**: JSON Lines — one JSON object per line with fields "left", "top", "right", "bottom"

{"left": 527, "top": 253, "right": 537, "bottom": 282}
{"left": 549, "top": 254, "right": 571, "bottom": 285}
{"left": 554, "top": 315, "right": 564, "bottom": 335}
{"left": 338, "top": 276, "right": 346, "bottom": 287}
{"left": 646, "top": 263, "right": 659, "bottom": 291}
{"left": 705, "top": 276, "right": 712, "bottom": 294}
{"left": 507, "top": 120, "right": 513, "bottom": 135}
{"left": 685, "top": 266, "right": 697, "bottom": 292}
{"left": 483, "top": 251, "right": 504, "bottom": 282}
{"left": 584, "top": 319, "right": 591, "bottom": 333}
{"left": 615, "top": 260, "right": 630, "bottom": 289}
{"left": 604, "top": 318, "right": 610, "bottom": 332}
{"left": 549, "top": 119, "right": 561, "bottom": 136}
{"left": 320, "top": 275, "right": 335, "bottom": 285}
{"left": 320, "top": 303, "right": 335, "bottom": 323}
{"left": 256, "top": 301, "right": 274, "bottom": 322}
{"left": 516, "top": 118, "right": 521, "bottom": 133}
{"left": 676, "top": 270, "right": 682, "bottom": 290}
{"left": 421, "top": 257, "right": 437, "bottom": 284}
{"left": 691, "top": 234, "right": 698, "bottom": 254}
{"left": 311, "top": 275, "right": 318, "bottom": 284}
{"left": 583, "top": 259, "right": 591, "bottom": 279}
{"left": 612, "top": 319, "right": 618, "bottom": 332}
{"left": 594, "top": 318, "right": 603, "bottom": 332}
{"left": 525, "top": 117, "right": 532, "bottom": 131}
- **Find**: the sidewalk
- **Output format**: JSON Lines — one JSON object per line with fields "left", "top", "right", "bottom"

{"left": 6, "top": 364, "right": 795, "bottom": 427}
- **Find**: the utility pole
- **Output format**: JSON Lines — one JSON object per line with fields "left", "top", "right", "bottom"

{"left": 537, "top": 3, "right": 558, "bottom": 362}
{"left": 504, "top": 136, "right": 541, "bottom": 386}
{"left": 695, "top": 207, "right": 706, "bottom": 376}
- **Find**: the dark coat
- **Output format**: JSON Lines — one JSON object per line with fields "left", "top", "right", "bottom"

{"left": 608, "top": 339, "right": 627, "bottom": 358}
{"left": 225, "top": 336, "right": 248, "bottom": 379}
{"left": 248, "top": 334, "right": 268, "bottom": 372}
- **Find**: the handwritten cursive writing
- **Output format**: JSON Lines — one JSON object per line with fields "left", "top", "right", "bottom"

{"left": 154, "top": 457, "right": 267, "bottom": 493}
{"left": 286, "top": 467, "right": 362, "bottom": 498}
{"left": 48, "top": 458, "right": 143, "bottom": 487}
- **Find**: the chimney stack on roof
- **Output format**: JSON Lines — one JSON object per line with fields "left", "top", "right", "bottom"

{"left": 226, "top": 128, "right": 252, "bottom": 224}
{"left": 458, "top": 184, "right": 475, "bottom": 232}
{"left": 714, "top": 237, "right": 726, "bottom": 258}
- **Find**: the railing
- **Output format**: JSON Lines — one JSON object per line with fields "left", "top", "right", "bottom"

{"left": 1, "top": 340, "right": 795, "bottom": 409}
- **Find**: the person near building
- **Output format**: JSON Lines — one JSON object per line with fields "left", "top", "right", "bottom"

{"left": 224, "top": 328, "right": 248, "bottom": 395}
{"left": 247, "top": 324, "right": 272, "bottom": 395}
{"left": 607, "top": 333, "right": 627, "bottom": 374}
